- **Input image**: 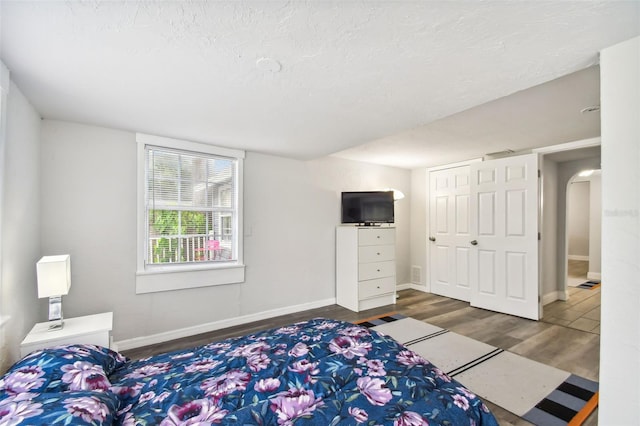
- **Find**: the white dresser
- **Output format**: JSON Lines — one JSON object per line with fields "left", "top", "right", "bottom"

{"left": 336, "top": 226, "right": 396, "bottom": 312}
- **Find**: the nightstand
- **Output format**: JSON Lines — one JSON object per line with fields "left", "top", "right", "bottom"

{"left": 20, "top": 312, "right": 113, "bottom": 358}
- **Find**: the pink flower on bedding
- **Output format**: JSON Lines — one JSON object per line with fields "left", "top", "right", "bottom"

{"left": 456, "top": 386, "right": 477, "bottom": 400}
{"left": 289, "top": 342, "right": 309, "bottom": 357}
{"left": 61, "top": 361, "right": 110, "bottom": 391}
{"left": 275, "top": 325, "right": 301, "bottom": 335}
{"left": 288, "top": 359, "right": 319, "bottom": 375}
{"left": 349, "top": 406, "right": 368, "bottom": 423}
{"left": 59, "top": 345, "right": 96, "bottom": 358}
{"left": 125, "top": 362, "right": 172, "bottom": 379}
{"left": 205, "top": 341, "right": 232, "bottom": 355}
{"left": 0, "top": 365, "right": 46, "bottom": 394}
{"left": 160, "top": 398, "right": 228, "bottom": 425}
{"left": 254, "top": 377, "right": 281, "bottom": 393}
{"left": 356, "top": 377, "right": 392, "bottom": 406}
{"left": 120, "top": 412, "right": 136, "bottom": 426}
{"left": 366, "top": 359, "right": 386, "bottom": 376}
{"left": 184, "top": 358, "right": 222, "bottom": 373}
{"left": 227, "top": 341, "right": 270, "bottom": 358}
{"left": 117, "top": 403, "right": 133, "bottom": 416}
{"left": 110, "top": 382, "right": 144, "bottom": 398}
{"left": 433, "top": 368, "right": 452, "bottom": 383}
{"left": 201, "top": 370, "right": 251, "bottom": 399}
{"left": 340, "top": 326, "right": 370, "bottom": 338}
{"left": 64, "top": 395, "right": 110, "bottom": 423}
{"left": 396, "top": 350, "right": 429, "bottom": 368}
{"left": 270, "top": 387, "right": 324, "bottom": 425}
{"left": 394, "top": 410, "right": 428, "bottom": 426}
{"left": 315, "top": 321, "right": 339, "bottom": 330}
{"left": 328, "top": 336, "right": 372, "bottom": 359}
{"left": 153, "top": 391, "right": 172, "bottom": 404}
{"left": 247, "top": 353, "right": 271, "bottom": 372}
{"left": 139, "top": 391, "right": 155, "bottom": 404}
{"left": 0, "top": 396, "right": 43, "bottom": 425}
{"left": 453, "top": 394, "right": 470, "bottom": 411}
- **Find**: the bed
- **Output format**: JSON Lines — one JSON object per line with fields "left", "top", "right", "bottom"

{"left": 0, "top": 318, "right": 498, "bottom": 425}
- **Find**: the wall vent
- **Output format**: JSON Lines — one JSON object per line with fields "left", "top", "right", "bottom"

{"left": 411, "top": 266, "right": 422, "bottom": 284}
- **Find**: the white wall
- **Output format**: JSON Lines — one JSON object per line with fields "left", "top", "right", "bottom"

{"left": 541, "top": 157, "right": 558, "bottom": 303}
{"left": 39, "top": 120, "right": 411, "bottom": 347}
{"left": 588, "top": 174, "right": 601, "bottom": 278}
{"left": 599, "top": 35, "right": 640, "bottom": 424}
{"left": 555, "top": 156, "right": 601, "bottom": 294}
{"left": 409, "top": 167, "right": 427, "bottom": 289}
{"left": 0, "top": 81, "right": 42, "bottom": 371}
{"left": 567, "top": 181, "right": 590, "bottom": 258}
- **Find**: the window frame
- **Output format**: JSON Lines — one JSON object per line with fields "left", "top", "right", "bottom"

{"left": 135, "top": 133, "right": 245, "bottom": 294}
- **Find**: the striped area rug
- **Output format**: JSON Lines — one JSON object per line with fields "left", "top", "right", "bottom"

{"left": 357, "top": 314, "right": 598, "bottom": 426}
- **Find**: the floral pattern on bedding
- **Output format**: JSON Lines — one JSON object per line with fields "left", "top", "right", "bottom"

{"left": 0, "top": 344, "right": 127, "bottom": 395}
{"left": 109, "top": 318, "right": 499, "bottom": 425}
{"left": 0, "top": 390, "right": 120, "bottom": 426}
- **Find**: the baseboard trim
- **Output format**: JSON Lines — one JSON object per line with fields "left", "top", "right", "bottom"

{"left": 587, "top": 272, "right": 601, "bottom": 280}
{"left": 397, "top": 283, "right": 428, "bottom": 292}
{"left": 542, "top": 291, "right": 564, "bottom": 306}
{"left": 115, "top": 297, "right": 336, "bottom": 351}
{"left": 568, "top": 255, "right": 589, "bottom": 261}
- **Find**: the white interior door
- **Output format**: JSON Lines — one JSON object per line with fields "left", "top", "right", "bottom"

{"left": 429, "top": 166, "right": 472, "bottom": 302}
{"left": 469, "top": 153, "right": 540, "bottom": 320}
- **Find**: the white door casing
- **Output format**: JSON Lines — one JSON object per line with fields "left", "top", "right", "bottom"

{"left": 429, "top": 166, "right": 472, "bottom": 302}
{"left": 469, "top": 153, "right": 540, "bottom": 320}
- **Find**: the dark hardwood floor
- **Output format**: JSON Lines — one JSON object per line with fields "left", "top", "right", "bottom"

{"left": 122, "top": 289, "right": 599, "bottom": 425}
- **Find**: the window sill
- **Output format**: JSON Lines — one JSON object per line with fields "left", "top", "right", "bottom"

{"left": 135, "top": 263, "right": 245, "bottom": 294}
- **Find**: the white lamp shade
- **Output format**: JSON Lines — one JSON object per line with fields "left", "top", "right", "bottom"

{"left": 383, "top": 188, "right": 405, "bottom": 201}
{"left": 37, "top": 255, "right": 71, "bottom": 298}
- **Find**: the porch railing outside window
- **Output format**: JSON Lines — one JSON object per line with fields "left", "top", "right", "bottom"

{"left": 145, "top": 146, "right": 238, "bottom": 266}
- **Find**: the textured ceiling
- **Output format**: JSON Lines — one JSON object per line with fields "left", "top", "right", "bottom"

{"left": 333, "top": 65, "right": 603, "bottom": 168}
{"left": 1, "top": 1, "right": 639, "bottom": 168}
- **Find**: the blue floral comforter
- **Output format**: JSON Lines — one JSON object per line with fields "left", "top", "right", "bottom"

{"left": 0, "top": 318, "right": 498, "bottom": 425}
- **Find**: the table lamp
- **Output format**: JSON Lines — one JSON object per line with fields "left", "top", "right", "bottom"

{"left": 36, "top": 254, "right": 71, "bottom": 330}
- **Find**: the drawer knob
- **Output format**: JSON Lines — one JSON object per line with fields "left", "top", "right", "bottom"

{"left": 377, "top": 252, "right": 380, "bottom": 255}
{"left": 377, "top": 236, "right": 380, "bottom": 239}
{"left": 377, "top": 269, "right": 380, "bottom": 272}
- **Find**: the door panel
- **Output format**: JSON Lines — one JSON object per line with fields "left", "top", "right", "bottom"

{"left": 506, "top": 190, "right": 526, "bottom": 236}
{"left": 470, "top": 153, "right": 539, "bottom": 320}
{"left": 478, "top": 250, "right": 496, "bottom": 294}
{"left": 456, "top": 195, "right": 469, "bottom": 234}
{"left": 429, "top": 166, "right": 471, "bottom": 302}
{"left": 436, "top": 196, "right": 448, "bottom": 233}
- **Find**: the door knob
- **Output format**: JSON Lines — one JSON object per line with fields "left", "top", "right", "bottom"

{"left": 470, "top": 240, "right": 478, "bottom": 246}
{"left": 429, "top": 236, "right": 436, "bottom": 242}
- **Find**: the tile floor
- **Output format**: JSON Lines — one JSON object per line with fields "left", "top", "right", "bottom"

{"left": 542, "top": 260, "right": 601, "bottom": 334}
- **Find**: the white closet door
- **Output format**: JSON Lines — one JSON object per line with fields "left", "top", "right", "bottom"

{"left": 429, "top": 166, "right": 472, "bottom": 302}
{"left": 469, "top": 153, "right": 540, "bottom": 320}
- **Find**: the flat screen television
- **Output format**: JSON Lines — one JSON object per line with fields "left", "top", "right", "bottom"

{"left": 341, "top": 191, "right": 394, "bottom": 225}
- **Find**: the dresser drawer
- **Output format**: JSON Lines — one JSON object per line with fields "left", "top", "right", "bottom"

{"left": 359, "top": 260, "right": 395, "bottom": 281}
{"left": 359, "top": 277, "right": 396, "bottom": 299}
{"left": 358, "top": 228, "right": 395, "bottom": 246}
{"left": 358, "top": 244, "right": 395, "bottom": 263}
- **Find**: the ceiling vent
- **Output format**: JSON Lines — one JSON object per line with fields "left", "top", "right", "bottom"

{"left": 484, "top": 149, "right": 515, "bottom": 160}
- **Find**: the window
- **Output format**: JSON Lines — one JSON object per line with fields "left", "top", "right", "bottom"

{"left": 136, "top": 134, "right": 245, "bottom": 294}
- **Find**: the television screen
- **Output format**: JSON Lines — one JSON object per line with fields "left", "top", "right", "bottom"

{"left": 341, "top": 191, "right": 394, "bottom": 224}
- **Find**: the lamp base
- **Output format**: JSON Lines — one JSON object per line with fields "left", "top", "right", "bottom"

{"left": 47, "top": 296, "right": 64, "bottom": 331}
{"left": 47, "top": 319, "right": 64, "bottom": 331}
